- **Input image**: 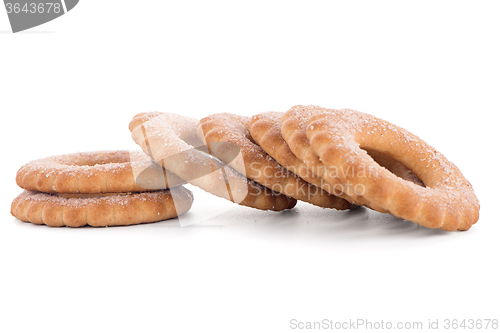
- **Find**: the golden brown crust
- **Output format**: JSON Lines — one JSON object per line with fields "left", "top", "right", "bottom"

{"left": 16, "top": 150, "right": 184, "bottom": 194}
{"left": 281, "top": 106, "right": 383, "bottom": 210}
{"left": 198, "top": 113, "right": 350, "bottom": 209}
{"left": 302, "top": 105, "right": 480, "bottom": 231}
{"left": 250, "top": 111, "right": 353, "bottom": 210}
{"left": 10, "top": 187, "right": 194, "bottom": 227}
{"left": 129, "top": 112, "right": 296, "bottom": 211}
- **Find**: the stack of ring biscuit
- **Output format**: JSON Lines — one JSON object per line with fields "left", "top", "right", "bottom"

{"left": 11, "top": 151, "right": 193, "bottom": 227}
{"left": 11, "top": 105, "right": 480, "bottom": 231}
{"left": 128, "top": 106, "right": 479, "bottom": 231}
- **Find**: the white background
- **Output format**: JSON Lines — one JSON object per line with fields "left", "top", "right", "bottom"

{"left": 1, "top": 1, "right": 499, "bottom": 332}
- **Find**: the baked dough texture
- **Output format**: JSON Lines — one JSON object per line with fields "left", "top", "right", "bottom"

{"left": 281, "top": 106, "right": 384, "bottom": 210}
{"left": 16, "top": 150, "right": 184, "bottom": 193}
{"left": 297, "top": 105, "right": 479, "bottom": 231}
{"left": 129, "top": 112, "right": 296, "bottom": 211}
{"left": 12, "top": 150, "right": 193, "bottom": 227}
{"left": 11, "top": 106, "right": 479, "bottom": 231}
{"left": 250, "top": 112, "right": 356, "bottom": 203}
{"left": 199, "top": 113, "right": 351, "bottom": 209}
{"left": 11, "top": 188, "right": 193, "bottom": 227}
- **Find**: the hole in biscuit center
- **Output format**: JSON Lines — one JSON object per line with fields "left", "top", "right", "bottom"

{"left": 76, "top": 161, "right": 116, "bottom": 166}
{"left": 362, "top": 148, "right": 424, "bottom": 187}
{"left": 70, "top": 156, "right": 131, "bottom": 166}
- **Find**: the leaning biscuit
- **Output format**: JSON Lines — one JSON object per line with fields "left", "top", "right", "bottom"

{"left": 250, "top": 112, "right": 358, "bottom": 204}
{"left": 304, "top": 105, "right": 480, "bottom": 231}
{"left": 11, "top": 187, "right": 193, "bottom": 227}
{"left": 129, "top": 112, "right": 296, "bottom": 211}
{"left": 252, "top": 112, "right": 422, "bottom": 189}
{"left": 281, "top": 106, "right": 381, "bottom": 209}
{"left": 198, "top": 113, "right": 351, "bottom": 209}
